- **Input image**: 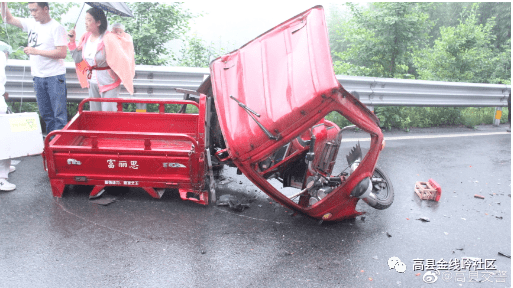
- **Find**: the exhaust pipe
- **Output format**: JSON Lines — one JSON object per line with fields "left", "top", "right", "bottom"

{"left": 350, "top": 177, "right": 381, "bottom": 209}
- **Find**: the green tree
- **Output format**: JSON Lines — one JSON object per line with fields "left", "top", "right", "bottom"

{"left": 177, "top": 35, "right": 221, "bottom": 68}
{"left": 108, "top": 2, "right": 192, "bottom": 65}
{"left": 425, "top": 2, "right": 510, "bottom": 52}
{"left": 414, "top": 4, "right": 510, "bottom": 84}
{"left": 476, "top": 2, "right": 511, "bottom": 50}
{"left": 330, "top": 2, "right": 433, "bottom": 78}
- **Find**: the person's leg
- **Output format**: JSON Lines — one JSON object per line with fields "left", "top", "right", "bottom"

{"left": 0, "top": 158, "right": 15, "bottom": 191}
{"left": 46, "top": 74, "right": 68, "bottom": 131}
{"left": 33, "top": 77, "right": 54, "bottom": 133}
{"left": 88, "top": 82, "right": 102, "bottom": 111}
{"left": 101, "top": 86, "right": 121, "bottom": 112}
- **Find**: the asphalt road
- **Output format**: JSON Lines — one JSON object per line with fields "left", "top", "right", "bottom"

{"left": 0, "top": 124, "right": 510, "bottom": 288}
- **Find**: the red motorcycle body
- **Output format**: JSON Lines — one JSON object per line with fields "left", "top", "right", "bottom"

{"left": 209, "top": 6, "right": 384, "bottom": 221}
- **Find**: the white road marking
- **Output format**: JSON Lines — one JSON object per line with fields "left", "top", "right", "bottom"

{"left": 342, "top": 132, "right": 510, "bottom": 142}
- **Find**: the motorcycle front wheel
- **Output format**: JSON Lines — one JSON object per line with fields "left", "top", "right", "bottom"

{"left": 370, "top": 167, "right": 394, "bottom": 210}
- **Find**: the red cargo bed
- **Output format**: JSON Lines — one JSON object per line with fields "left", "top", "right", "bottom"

{"left": 43, "top": 97, "right": 213, "bottom": 205}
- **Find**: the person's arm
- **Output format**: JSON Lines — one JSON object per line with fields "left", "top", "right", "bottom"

{"left": 24, "top": 46, "right": 67, "bottom": 59}
{"left": 0, "top": 2, "right": 23, "bottom": 29}
{"left": 24, "top": 23, "right": 68, "bottom": 59}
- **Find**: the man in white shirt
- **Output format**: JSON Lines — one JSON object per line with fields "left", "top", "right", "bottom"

{"left": 0, "top": 2, "right": 68, "bottom": 134}
{"left": 0, "top": 41, "right": 16, "bottom": 191}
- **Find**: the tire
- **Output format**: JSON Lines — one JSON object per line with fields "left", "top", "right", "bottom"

{"left": 370, "top": 166, "right": 394, "bottom": 210}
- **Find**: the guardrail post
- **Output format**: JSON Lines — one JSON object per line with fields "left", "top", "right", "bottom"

{"left": 493, "top": 107, "right": 502, "bottom": 126}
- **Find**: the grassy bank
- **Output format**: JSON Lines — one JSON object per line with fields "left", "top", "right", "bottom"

{"left": 326, "top": 106, "right": 509, "bottom": 131}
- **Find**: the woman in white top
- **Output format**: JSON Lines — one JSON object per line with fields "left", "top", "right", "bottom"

{"left": 68, "top": 7, "right": 121, "bottom": 111}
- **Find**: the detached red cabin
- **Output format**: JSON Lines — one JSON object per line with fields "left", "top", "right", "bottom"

{"left": 208, "top": 5, "right": 393, "bottom": 221}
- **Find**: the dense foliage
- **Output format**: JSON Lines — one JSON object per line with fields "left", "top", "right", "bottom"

{"left": 108, "top": 2, "right": 192, "bottom": 65}
{"left": 327, "top": 2, "right": 511, "bottom": 130}
{"left": 177, "top": 35, "right": 222, "bottom": 68}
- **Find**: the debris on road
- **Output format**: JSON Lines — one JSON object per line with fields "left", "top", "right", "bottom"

{"left": 417, "top": 217, "right": 430, "bottom": 222}
{"left": 89, "top": 196, "right": 117, "bottom": 206}
{"left": 372, "top": 256, "right": 378, "bottom": 260}
{"left": 386, "top": 232, "right": 392, "bottom": 238}
{"left": 217, "top": 194, "right": 251, "bottom": 212}
{"left": 498, "top": 252, "right": 511, "bottom": 258}
{"left": 474, "top": 194, "right": 485, "bottom": 199}
{"left": 218, "top": 177, "right": 234, "bottom": 185}
{"left": 414, "top": 179, "right": 441, "bottom": 201}
{"left": 496, "top": 216, "right": 503, "bottom": 220}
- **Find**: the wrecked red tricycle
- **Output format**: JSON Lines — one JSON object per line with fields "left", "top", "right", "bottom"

{"left": 43, "top": 5, "right": 393, "bottom": 221}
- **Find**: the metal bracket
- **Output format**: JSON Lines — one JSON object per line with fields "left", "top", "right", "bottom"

{"left": 206, "top": 148, "right": 216, "bottom": 204}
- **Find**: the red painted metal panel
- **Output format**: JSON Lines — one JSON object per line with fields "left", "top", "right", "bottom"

{"left": 211, "top": 6, "right": 339, "bottom": 162}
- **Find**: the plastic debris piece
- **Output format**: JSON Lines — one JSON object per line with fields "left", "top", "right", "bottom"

{"left": 498, "top": 252, "right": 511, "bottom": 258}
{"left": 218, "top": 178, "right": 233, "bottom": 185}
{"left": 444, "top": 232, "right": 449, "bottom": 235}
{"left": 217, "top": 194, "right": 237, "bottom": 206}
{"left": 414, "top": 179, "right": 441, "bottom": 201}
{"left": 90, "top": 196, "right": 117, "bottom": 206}
{"left": 372, "top": 256, "right": 378, "bottom": 260}
{"left": 216, "top": 194, "right": 250, "bottom": 212}
{"left": 474, "top": 194, "right": 485, "bottom": 199}
{"left": 417, "top": 217, "right": 430, "bottom": 222}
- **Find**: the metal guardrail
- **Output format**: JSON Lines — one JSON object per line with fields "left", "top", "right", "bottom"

{"left": 5, "top": 60, "right": 511, "bottom": 107}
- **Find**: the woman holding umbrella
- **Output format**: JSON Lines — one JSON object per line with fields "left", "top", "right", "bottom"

{"left": 68, "top": 7, "right": 134, "bottom": 111}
